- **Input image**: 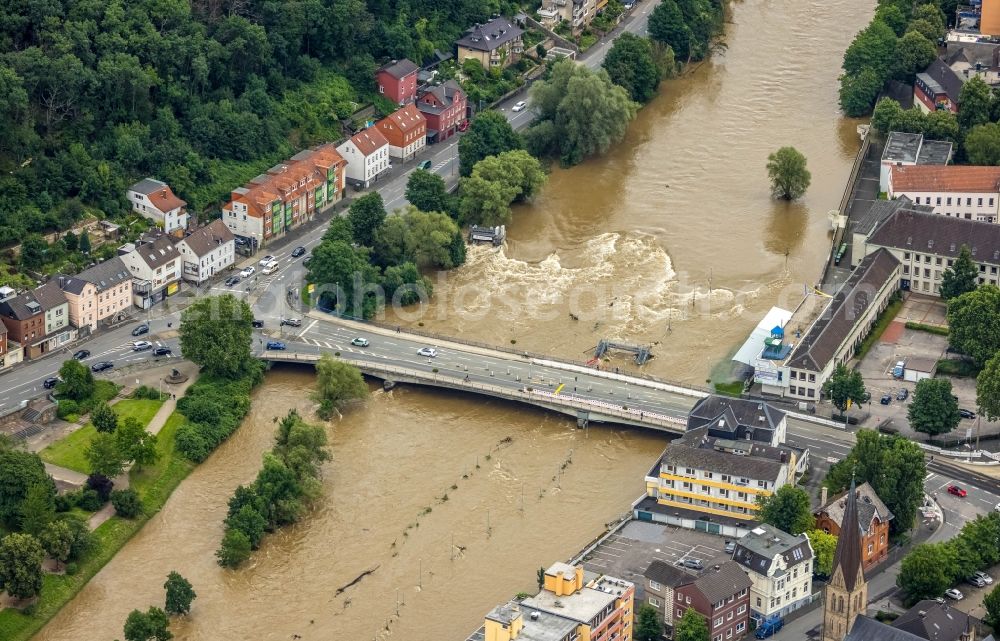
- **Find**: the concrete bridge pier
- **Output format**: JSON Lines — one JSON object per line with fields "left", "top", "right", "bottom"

{"left": 576, "top": 410, "right": 590, "bottom": 429}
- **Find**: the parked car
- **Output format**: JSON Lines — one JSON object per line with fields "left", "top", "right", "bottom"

{"left": 679, "top": 558, "right": 703, "bottom": 570}
{"left": 291, "top": 246, "right": 306, "bottom": 258}
{"left": 225, "top": 275, "right": 241, "bottom": 287}
{"left": 724, "top": 541, "right": 736, "bottom": 554}
{"left": 417, "top": 160, "right": 432, "bottom": 171}
{"left": 968, "top": 575, "right": 988, "bottom": 588}
{"left": 755, "top": 619, "right": 783, "bottom": 639}
{"left": 959, "top": 408, "right": 976, "bottom": 419}
{"left": 880, "top": 393, "right": 892, "bottom": 405}
{"left": 948, "top": 485, "right": 968, "bottom": 498}
{"left": 252, "top": 320, "right": 264, "bottom": 329}
{"left": 511, "top": 100, "right": 527, "bottom": 112}
{"left": 351, "top": 337, "right": 370, "bottom": 347}
{"left": 266, "top": 341, "right": 286, "bottom": 350}
{"left": 897, "top": 388, "right": 909, "bottom": 401}
{"left": 131, "top": 323, "right": 149, "bottom": 336}
{"left": 417, "top": 347, "right": 438, "bottom": 357}
{"left": 91, "top": 361, "right": 114, "bottom": 372}
{"left": 944, "top": 588, "right": 964, "bottom": 600}
{"left": 133, "top": 340, "right": 153, "bottom": 351}
{"left": 153, "top": 347, "right": 172, "bottom": 357}
{"left": 73, "top": 349, "right": 90, "bottom": 360}
{"left": 974, "top": 571, "right": 994, "bottom": 585}
{"left": 43, "top": 377, "right": 60, "bottom": 389}
{"left": 280, "top": 317, "right": 302, "bottom": 327}
{"left": 302, "top": 256, "right": 312, "bottom": 267}
{"left": 240, "top": 266, "right": 256, "bottom": 278}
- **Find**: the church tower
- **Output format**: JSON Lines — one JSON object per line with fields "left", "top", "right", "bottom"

{"left": 822, "top": 479, "right": 868, "bottom": 641}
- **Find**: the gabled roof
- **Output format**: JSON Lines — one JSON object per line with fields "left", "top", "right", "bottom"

{"left": 59, "top": 257, "right": 131, "bottom": 294}
{"left": 456, "top": 17, "right": 524, "bottom": 52}
{"left": 129, "top": 178, "right": 169, "bottom": 195}
{"left": 733, "top": 524, "right": 813, "bottom": 575}
{"left": 850, "top": 197, "right": 934, "bottom": 240}
{"left": 378, "top": 103, "right": 427, "bottom": 135}
{"left": 178, "top": 219, "right": 234, "bottom": 257}
{"left": 644, "top": 560, "right": 696, "bottom": 589}
{"left": 831, "top": 479, "right": 865, "bottom": 592}
{"left": 917, "top": 58, "right": 964, "bottom": 104}
{"left": 890, "top": 164, "right": 1000, "bottom": 193}
{"left": 0, "top": 291, "right": 44, "bottom": 321}
{"left": 346, "top": 128, "right": 389, "bottom": 156}
{"left": 846, "top": 616, "right": 925, "bottom": 641}
{"left": 817, "top": 481, "right": 894, "bottom": 534}
{"left": 417, "top": 80, "right": 465, "bottom": 114}
{"left": 893, "top": 600, "right": 981, "bottom": 641}
{"left": 131, "top": 235, "right": 180, "bottom": 270}
{"left": 378, "top": 59, "right": 419, "bottom": 79}
{"left": 687, "top": 562, "right": 753, "bottom": 605}
{"left": 868, "top": 207, "right": 1000, "bottom": 266}
{"left": 129, "top": 178, "right": 186, "bottom": 213}
{"left": 687, "top": 395, "right": 785, "bottom": 443}
{"left": 32, "top": 281, "right": 67, "bottom": 311}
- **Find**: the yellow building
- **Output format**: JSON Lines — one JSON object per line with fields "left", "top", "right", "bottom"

{"left": 983, "top": 0, "right": 1000, "bottom": 37}
{"left": 473, "top": 562, "right": 634, "bottom": 641}
{"left": 455, "top": 17, "right": 524, "bottom": 70}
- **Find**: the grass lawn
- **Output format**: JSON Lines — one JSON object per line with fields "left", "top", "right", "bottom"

{"left": 713, "top": 381, "right": 744, "bottom": 397}
{"left": 855, "top": 295, "right": 904, "bottom": 361}
{"left": 39, "top": 399, "right": 164, "bottom": 473}
{"left": 936, "top": 359, "right": 981, "bottom": 378}
{"left": 0, "top": 410, "right": 194, "bottom": 641}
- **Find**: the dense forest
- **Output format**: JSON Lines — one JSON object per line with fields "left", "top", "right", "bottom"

{"left": 0, "top": 0, "right": 522, "bottom": 247}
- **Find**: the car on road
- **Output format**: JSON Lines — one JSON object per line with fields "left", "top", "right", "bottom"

{"left": 133, "top": 340, "right": 153, "bottom": 351}
{"left": 266, "top": 341, "right": 286, "bottom": 350}
{"left": 73, "top": 349, "right": 90, "bottom": 360}
{"left": 131, "top": 323, "right": 149, "bottom": 336}
{"left": 225, "top": 275, "right": 241, "bottom": 287}
{"left": 417, "top": 347, "right": 438, "bottom": 358}
{"left": 944, "top": 588, "right": 964, "bottom": 601}
{"left": 974, "top": 571, "right": 993, "bottom": 585}
{"left": 252, "top": 320, "right": 264, "bottom": 329}
{"left": 351, "top": 338, "right": 370, "bottom": 347}
{"left": 417, "top": 160, "right": 432, "bottom": 171}
{"left": 262, "top": 263, "right": 279, "bottom": 275}
{"left": 880, "top": 393, "right": 891, "bottom": 405}
{"left": 511, "top": 100, "right": 527, "bottom": 112}
{"left": 724, "top": 541, "right": 736, "bottom": 554}
{"left": 291, "top": 246, "right": 306, "bottom": 258}
{"left": 153, "top": 347, "right": 172, "bottom": 357}
{"left": 679, "top": 558, "right": 703, "bottom": 570}
{"left": 240, "top": 266, "right": 256, "bottom": 278}
{"left": 43, "top": 377, "right": 60, "bottom": 389}
{"left": 91, "top": 361, "right": 114, "bottom": 372}
{"left": 959, "top": 408, "right": 976, "bottom": 419}
{"left": 948, "top": 485, "right": 968, "bottom": 498}
{"left": 302, "top": 256, "right": 312, "bottom": 267}
{"left": 280, "top": 317, "right": 302, "bottom": 327}
{"left": 259, "top": 254, "right": 276, "bottom": 266}
{"left": 897, "top": 388, "right": 908, "bottom": 401}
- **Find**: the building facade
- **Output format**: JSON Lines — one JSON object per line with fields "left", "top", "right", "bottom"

{"left": 733, "top": 524, "right": 814, "bottom": 626}
{"left": 878, "top": 132, "right": 952, "bottom": 193}
{"left": 914, "top": 58, "right": 962, "bottom": 114}
{"left": 887, "top": 165, "right": 1000, "bottom": 223}
{"left": 337, "top": 129, "right": 391, "bottom": 188}
{"left": 374, "top": 103, "right": 427, "bottom": 160}
{"left": 118, "top": 233, "right": 182, "bottom": 308}
{"left": 539, "top": 0, "right": 599, "bottom": 34}
{"left": 672, "top": 563, "right": 752, "bottom": 641}
{"left": 815, "top": 482, "right": 893, "bottom": 574}
{"left": 455, "top": 17, "right": 524, "bottom": 69}
{"left": 126, "top": 178, "right": 189, "bottom": 232}
{"left": 175, "top": 219, "right": 235, "bottom": 285}
{"left": 222, "top": 144, "right": 347, "bottom": 249}
{"left": 0, "top": 285, "right": 74, "bottom": 360}
{"left": 823, "top": 481, "right": 867, "bottom": 641}
{"left": 376, "top": 59, "right": 419, "bottom": 104}
{"left": 57, "top": 257, "right": 133, "bottom": 331}
{"left": 416, "top": 80, "right": 468, "bottom": 143}
{"left": 644, "top": 560, "right": 696, "bottom": 630}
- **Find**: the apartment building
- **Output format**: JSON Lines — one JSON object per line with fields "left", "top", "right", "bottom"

{"left": 174, "top": 219, "right": 235, "bottom": 285}
{"left": 337, "top": 129, "right": 390, "bottom": 189}
{"left": 118, "top": 233, "right": 182, "bottom": 308}
{"left": 644, "top": 560, "right": 752, "bottom": 640}
{"left": 732, "top": 524, "right": 814, "bottom": 626}
{"left": 887, "top": 164, "right": 1000, "bottom": 223}
{"left": 374, "top": 103, "right": 427, "bottom": 161}
{"left": 455, "top": 17, "right": 524, "bottom": 69}
{"left": 416, "top": 80, "right": 468, "bottom": 143}
{"left": 376, "top": 58, "right": 419, "bottom": 104}
{"left": 643, "top": 560, "right": 696, "bottom": 630}
{"left": 538, "top": 0, "right": 599, "bottom": 34}
{"left": 0, "top": 284, "right": 74, "bottom": 360}
{"left": 815, "top": 483, "right": 893, "bottom": 574}
{"left": 126, "top": 178, "right": 189, "bottom": 233}
{"left": 57, "top": 257, "right": 133, "bottom": 331}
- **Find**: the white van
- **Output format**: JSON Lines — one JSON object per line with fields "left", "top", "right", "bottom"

{"left": 262, "top": 263, "right": 279, "bottom": 275}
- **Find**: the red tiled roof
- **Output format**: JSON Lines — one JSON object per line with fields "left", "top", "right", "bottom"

{"left": 381, "top": 103, "right": 426, "bottom": 134}
{"left": 349, "top": 128, "right": 389, "bottom": 156}
{"left": 890, "top": 165, "right": 1000, "bottom": 193}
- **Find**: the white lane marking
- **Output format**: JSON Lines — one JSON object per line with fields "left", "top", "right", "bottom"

{"left": 300, "top": 319, "right": 318, "bottom": 336}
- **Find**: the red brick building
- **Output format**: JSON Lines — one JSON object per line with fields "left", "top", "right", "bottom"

{"left": 376, "top": 59, "right": 419, "bottom": 104}
{"left": 815, "top": 482, "right": 893, "bottom": 573}
{"left": 672, "top": 562, "right": 753, "bottom": 641}
{"left": 416, "top": 80, "right": 467, "bottom": 143}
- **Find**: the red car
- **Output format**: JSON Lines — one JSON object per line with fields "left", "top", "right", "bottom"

{"left": 948, "top": 485, "right": 968, "bottom": 498}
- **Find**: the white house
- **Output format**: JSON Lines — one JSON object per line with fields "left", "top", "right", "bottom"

{"left": 732, "top": 524, "right": 814, "bottom": 626}
{"left": 887, "top": 164, "right": 1000, "bottom": 223}
{"left": 174, "top": 219, "right": 235, "bottom": 285}
{"left": 337, "top": 128, "right": 390, "bottom": 189}
{"left": 118, "top": 232, "right": 182, "bottom": 308}
{"left": 126, "top": 178, "right": 189, "bottom": 232}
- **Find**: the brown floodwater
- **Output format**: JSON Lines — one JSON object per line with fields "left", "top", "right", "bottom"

{"left": 34, "top": 0, "right": 874, "bottom": 639}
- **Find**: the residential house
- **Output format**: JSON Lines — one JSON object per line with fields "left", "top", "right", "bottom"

{"left": 863, "top": 207, "right": 1000, "bottom": 295}
{"left": 174, "top": 219, "right": 235, "bottom": 285}
{"left": 376, "top": 58, "right": 419, "bottom": 104}
{"left": 0, "top": 320, "right": 23, "bottom": 372}
{"left": 0, "top": 284, "right": 74, "bottom": 360}
{"left": 222, "top": 143, "right": 347, "bottom": 249}
{"left": 944, "top": 42, "right": 1000, "bottom": 87}
{"left": 878, "top": 132, "right": 953, "bottom": 193}
{"left": 538, "top": 0, "right": 599, "bottom": 34}
{"left": 56, "top": 257, "right": 133, "bottom": 332}
{"left": 118, "top": 232, "right": 182, "bottom": 308}
{"left": 416, "top": 80, "right": 468, "bottom": 143}
{"left": 893, "top": 600, "right": 981, "bottom": 641}
{"left": 126, "top": 178, "right": 189, "bottom": 233}
{"left": 914, "top": 58, "right": 963, "bottom": 113}
{"left": 887, "top": 165, "right": 1000, "bottom": 223}
{"left": 644, "top": 560, "right": 697, "bottom": 630}
{"left": 687, "top": 395, "right": 789, "bottom": 446}
{"left": 673, "top": 562, "right": 753, "bottom": 641}
{"left": 815, "top": 482, "right": 893, "bottom": 573}
{"left": 34, "top": 281, "right": 74, "bottom": 348}
{"left": 374, "top": 103, "right": 427, "bottom": 161}
{"left": 733, "top": 524, "right": 814, "bottom": 626}
{"left": 337, "top": 128, "right": 390, "bottom": 189}
{"left": 455, "top": 17, "right": 524, "bottom": 70}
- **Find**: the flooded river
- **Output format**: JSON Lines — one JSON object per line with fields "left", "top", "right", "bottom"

{"left": 35, "top": 0, "right": 874, "bottom": 639}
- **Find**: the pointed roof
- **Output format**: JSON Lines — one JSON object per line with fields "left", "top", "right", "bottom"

{"left": 831, "top": 479, "right": 865, "bottom": 592}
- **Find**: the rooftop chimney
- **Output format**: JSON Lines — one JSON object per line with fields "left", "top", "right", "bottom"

{"left": 820, "top": 486, "right": 828, "bottom": 506}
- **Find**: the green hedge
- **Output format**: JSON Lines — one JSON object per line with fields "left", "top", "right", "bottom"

{"left": 905, "top": 321, "right": 949, "bottom": 336}
{"left": 855, "top": 295, "right": 903, "bottom": 361}
{"left": 935, "top": 359, "right": 981, "bottom": 378}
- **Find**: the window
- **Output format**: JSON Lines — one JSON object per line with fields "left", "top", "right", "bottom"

{"left": 967, "top": 197, "right": 973, "bottom": 206}
{"left": 947, "top": 197, "right": 952, "bottom": 205}
{"left": 904, "top": 252, "right": 910, "bottom": 260}
{"left": 738, "top": 605, "right": 747, "bottom": 615}
{"left": 979, "top": 197, "right": 984, "bottom": 206}
{"left": 867, "top": 543, "right": 873, "bottom": 555}
{"left": 756, "top": 597, "right": 761, "bottom": 607}
{"left": 649, "top": 580, "right": 661, "bottom": 591}
{"left": 937, "top": 197, "right": 942, "bottom": 205}
{"left": 714, "top": 616, "right": 723, "bottom": 628}
{"left": 736, "top": 622, "right": 746, "bottom": 633}
{"left": 648, "top": 596, "right": 661, "bottom": 607}
{"left": 727, "top": 611, "right": 734, "bottom": 621}
{"left": 727, "top": 629, "right": 733, "bottom": 639}
{"left": 807, "top": 388, "right": 815, "bottom": 398}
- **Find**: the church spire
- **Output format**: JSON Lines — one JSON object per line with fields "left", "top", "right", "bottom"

{"left": 831, "top": 477, "right": 865, "bottom": 591}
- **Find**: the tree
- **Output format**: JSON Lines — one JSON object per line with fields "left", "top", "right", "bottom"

{"left": 766, "top": 147, "right": 811, "bottom": 200}
{"left": 19, "top": 482, "right": 56, "bottom": 536}
{"left": 893, "top": 31, "right": 937, "bottom": 82}
{"left": 940, "top": 245, "right": 979, "bottom": 300}
{"left": 842, "top": 20, "right": 897, "bottom": 78}
{"left": 115, "top": 416, "right": 159, "bottom": 470}
{"left": 875, "top": 4, "right": 908, "bottom": 36}
{"left": 111, "top": 488, "right": 143, "bottom": 518}
{"left": 86, "top": 432, "right": 125, "bottom": 479}
{"left": 0, "top": 450, "right": 54, "bottom": 529}
{"left": 458, "top": 110, "right": 523, "bottom": 177}
{"left": 57, "top": 358, "right": 94, "bottom": 401}
{"left": 822, "top": 364, "right": 867, "bottom": 413}
{"left": 537, "top": 566, "right": 545, "bottom": 590}
{"left": 19, "top": 234, "right": 48, "bottom": 271}
{"left": 964, "top": 123, "right": 1000, "bottom": 166}
{"left": 947, "top": 285, "right": 1000, "bottom": 366}
{"left": 634, "top": 603, "right": 663, "bottom": 641}
{"left": 806, "top": 529, "right": 837, "bottom": 577}
{"left": 92, "top": 402, "right": 119, "bottom": 434}
{"left": 756, "top": 485, "right": 814, "bottom": 535}
{"left": 39, "top": 519, "right": 74, "bottom": 569}
{"left": 839, "top": 68, "right": 883, "bottom": 117}
{"left": 164, "top": 571, "right": 196, "bottom": 616}
{"left": 0, "top": 533, "right": 45, "bottom": 600}
{"left": 307, "top": 240, "right": 381, "bottom": 319}
{"left": 312, "top": 354, "right": 367, "bottom": 419}
{"left": 179, "top": 295, "right": 255, "bottom": 379}
{"left": 649, "top": 0, "right": 691, "bottom": 61}
{"left": 978, "top": 354, "right": 1000, "bottom": 422}
{"left": 405, "top": 169, "right": 452, "bottom": 215}
{"left": 347, "top": 193, "right": 387, "bottom": 247}
{"left": 602, "top": 32, "right": 661, "bottom": 103}
{"left": 472, "top": 150, "right": 547, "bottom": 202}
{"left": 986, "top": 583, "right": 1000, "bottom": 628}
{"left": 460, "top": 150, "right": 547, "bottom": 225}
{"left": 910, "top": 4, "right": 947, "bottom": 40}
{"left": 871, "top": 98, "right": 905, "bottom": 135}
{"left": 674, "top": 607, "right": 709, "bottom": 641}
{"left": 225, "top": 504, "right": 267, "bottom": 549}
{"left": 958, "top": 77, "right": 993, "bottom": 132}
{"left": 78, "top": 231, "right": 91, "bottom": 254}
{"left": 908, "top": 378, "right": 960, "bottom": 436}
{"left": 217, "top": 524, "right": 252, "bottom": 568}
{"left": 123, "top": 606, "right": 173, "bottom": 641}
{"left": 554, "top": 67, "right": 638, "bottom": 166}
{"left": 898, "top": 542, "right": 956, "bottom": 603}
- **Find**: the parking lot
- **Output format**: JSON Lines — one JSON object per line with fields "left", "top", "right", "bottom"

{"left": 579, "top": 520, "right": 730, "bottom": 594}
